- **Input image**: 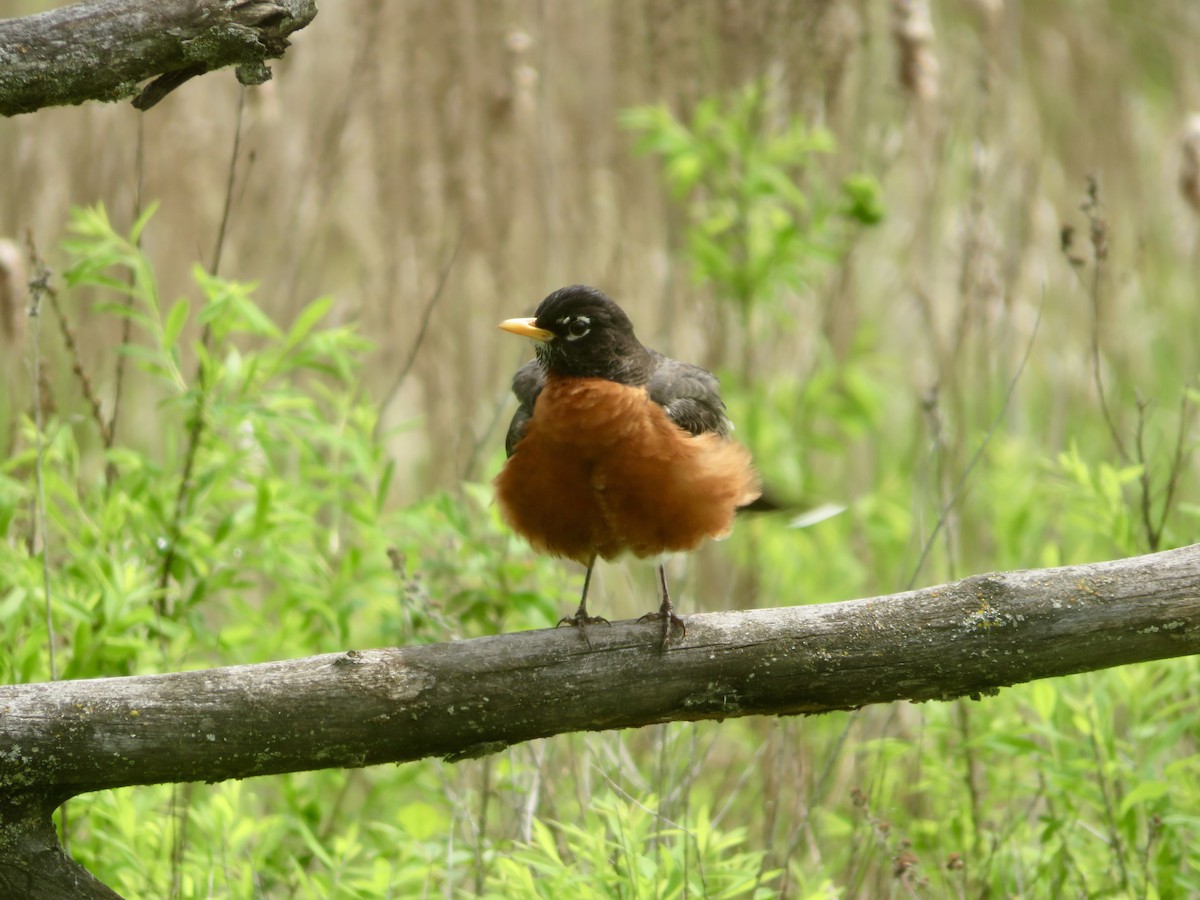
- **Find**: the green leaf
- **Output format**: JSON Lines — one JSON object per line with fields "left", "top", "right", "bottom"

{"left": 1118, "top": 780, "right": 1169, "bottom": 818}
{"left": 284, "top": 296, "right": 334, "bottom": 351}
{"left": 162, "top": 298, "right": 190, "bottom": 351}
{"left": 128, "top": 201, "right": 160, "bottom": 244}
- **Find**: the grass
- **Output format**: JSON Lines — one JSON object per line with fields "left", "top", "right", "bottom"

{"left": 2, "top": 1, "right": 1200, "bottom": 896}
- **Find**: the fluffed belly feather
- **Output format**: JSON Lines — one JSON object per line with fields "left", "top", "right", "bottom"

{"left": 494, "top": 378, "right": 760, "bottom": 563}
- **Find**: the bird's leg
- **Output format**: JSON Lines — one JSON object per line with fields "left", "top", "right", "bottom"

{"left": 557, "top": 555, "right": 609, "bottom": 636}
{"left": 638, "top": 562, "right": 686, "bottom": 649}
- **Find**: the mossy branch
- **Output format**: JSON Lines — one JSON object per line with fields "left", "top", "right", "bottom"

{"left": 0, "top": 0, "right": 318, "bottom": 117}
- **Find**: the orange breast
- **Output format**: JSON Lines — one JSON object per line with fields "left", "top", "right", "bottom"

{"left": 494, "top": 377, "right": 760, "bottom": 564}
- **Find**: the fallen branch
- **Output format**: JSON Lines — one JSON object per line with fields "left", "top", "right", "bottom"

{"left": 0, "top": 0, "right": 318, "bottom": 117}
{"left": 2, "top": 544, "right": 1199, "bottom": 896}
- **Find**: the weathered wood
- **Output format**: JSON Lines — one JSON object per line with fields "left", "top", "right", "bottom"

{"left": 0, "top": 0, "right": 318, "bottom": 117}
{"left": 2, "top": 544, "right": 1199, "bottom": 896}
{"left": 3, "top": 545, "right": 1199, "bottom": 794}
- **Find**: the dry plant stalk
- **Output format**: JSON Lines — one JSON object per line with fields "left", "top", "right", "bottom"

{"left": 0, "top": 238, "right": 26, "bottom": 347}
{"left": 1180, "top": 113, "right": 1200, "bottom": 214}
{"left": 891, "top": 0, "right": 940, "bottom": 102}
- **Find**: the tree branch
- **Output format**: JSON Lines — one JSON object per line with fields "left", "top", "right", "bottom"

{"left": 2, "top": 544, "right": 1199, "bottom": 895}
{"left": 0, "top": 0, "right": 318, "bottom": 117}
{"left": 4, "top": 543, "right": 1200, "bottom": 790}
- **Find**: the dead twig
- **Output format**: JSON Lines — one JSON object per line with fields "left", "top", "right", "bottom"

{"left": 22, "top": 236, "right": 58, "bottom": 683}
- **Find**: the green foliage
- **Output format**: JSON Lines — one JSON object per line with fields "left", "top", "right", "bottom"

{"left": 1, "top": 206, "right": 567, "bottom": 682}
{"left": 486, "top": 798, "right": 780, "bottom": 899}
{"left": 622, "top": 81, "right": 882, "bottom": 318}
{"left": 1048, "top": 442, "right": 1143, "bottom": 557}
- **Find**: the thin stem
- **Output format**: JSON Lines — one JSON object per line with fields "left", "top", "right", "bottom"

{"left": 376, "top": 227, "right": 467, "bottom": 436}
{"left": 210, "top": 87, "right": 246, "bottom": 278}
{"left": 920, "top": 385, "right": 959, "bottom": 581}
{"left": 168, "top": 782, "right": 194, "bottom": 900}
{"left": 907, "top": 289, "right": 1044, "bottom": 589}
{"left": 956, "top": 698, "right": 983, "bottom": 858}
{"left": 1087, "top": 707, "right": 1130, "bottom": 890}
{"left": 1079, "top": 176, "right": 1128, "bottom": 463}
{"left": 156, "top": 89, "right": 246, "bottom": 607}
{"left": 25, "top": 248, "right": 57, "bottom": 683}
{"left": 474, "top": 757, "right": 492, "bottom": 896}
{"left": 1087, "top": 258, "right": 1127, "bottom": 463}
{"left": 1156, "top": 390, "right": 1195, "bottom": 543}
{"left": 43, "top": 285, "right": 111, "bottom": 447}
{"left": 107, "top": 113, "right": 146, "bottom": 455}
{"left": 460, "top": 382, "right": 519, "bottom": 483}
{"left": 1134, "top": 396, "right": 1157, "bottom": 551}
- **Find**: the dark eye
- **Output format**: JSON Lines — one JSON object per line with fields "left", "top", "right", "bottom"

{"left": 566, "top": 316, "right": 591, "bottom": 340}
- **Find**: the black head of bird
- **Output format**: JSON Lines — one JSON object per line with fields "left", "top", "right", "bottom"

{"left": 498, "top": 284, "right": 655, "bottom": 384}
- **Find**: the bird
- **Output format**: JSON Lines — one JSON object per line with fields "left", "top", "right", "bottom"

{"left": 493, "top": 284, "right": 761, "bottom": 648}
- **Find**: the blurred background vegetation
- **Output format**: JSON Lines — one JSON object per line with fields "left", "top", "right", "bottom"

{"left": 2, "top": 0, "right": 1199, "bottom": 896}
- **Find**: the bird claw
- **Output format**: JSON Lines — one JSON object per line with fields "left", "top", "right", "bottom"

{"left": 638, "top": 608, "right": 686, "bottom": 650}
{"left": 638, "top": 609, "right": 686, "bottom": 632}
{"left": 557, "top": 610, "right": 609, "bottom": 649}
{"left": 556, "top": 613, "right": 610, "bottom": 629}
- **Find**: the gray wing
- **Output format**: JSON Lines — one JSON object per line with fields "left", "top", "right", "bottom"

{"left": 505, "top": 359, "right": 544, "bottom": 457}
{"left": 647, "top": 351, "right": 731, "bottom": 438}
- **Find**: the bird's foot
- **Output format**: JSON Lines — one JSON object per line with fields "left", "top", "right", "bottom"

{"left": 557, "top": 608, "right": 610, "bottom": 648}
{"left": 556, "top": 612, "right": 610, "bottom": 629}
{"left": 638, "top": 606, "right": 686, "bottom": 650}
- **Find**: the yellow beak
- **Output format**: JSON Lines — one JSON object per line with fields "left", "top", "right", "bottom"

{"left": 498, "top": 317, "right": 554, "bottom": 342}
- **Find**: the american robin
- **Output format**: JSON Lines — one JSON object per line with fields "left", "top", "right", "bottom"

{"left": 494, "top": 284, "right": 761, "bottom": 647}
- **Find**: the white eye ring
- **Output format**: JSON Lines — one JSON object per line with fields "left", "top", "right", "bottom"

{"left": 565, "top": 316, "right": 591, "bottom": 341}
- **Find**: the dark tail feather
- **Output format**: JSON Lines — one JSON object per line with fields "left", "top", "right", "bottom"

{"left": 737, "top": 488, "right": 792, "bottom": 514}
{"left": 738, "top": 491, "right": 848, "bottom": 530}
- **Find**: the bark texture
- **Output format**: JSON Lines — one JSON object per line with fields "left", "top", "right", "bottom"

{"left": 0, "top": 0, "right": 318, "bottom": 116}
